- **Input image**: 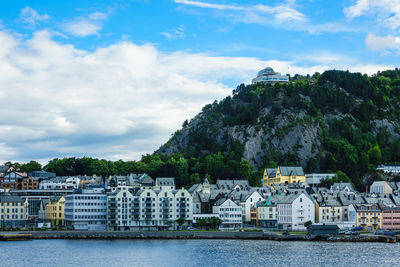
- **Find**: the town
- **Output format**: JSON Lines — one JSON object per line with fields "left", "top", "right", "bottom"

{"left": 1, "top": 164, "right": 400, "bottom": 235}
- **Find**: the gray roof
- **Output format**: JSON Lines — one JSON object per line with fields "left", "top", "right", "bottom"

{"left": 156, "top": 177, "right": 175, "bottom": 187}
{"left": 331, "top": 183, "right": 355, "bottom": 192}
{"left": 314, "top": 193, "right": 342, "bottom": 207}
{"left": 188, "top": 184, "right": 200, "bottom": 193}
{"left": 337, "top": 193, "right": 365, "bottom": 206}
{"left": 0, "top": 195, "right": 24, "bottom": 203}
{"left": 216, "top": 179, "right": 250, "bottom": 191}
{"left": 277, "top": 192, "right": 311, "bottom": 204}
{"left": 0, "top": 165, "right": 12, "bottom": 172}
{"left": 266, "top": 166, "right": 304, "bottom": 178}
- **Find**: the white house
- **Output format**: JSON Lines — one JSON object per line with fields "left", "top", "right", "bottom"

{"left": 277, "top": 192, "right": 315, "bottom": 230}
{"left": 212, "top": 198, "right": 242, "bottom": 229}
{"left": 231, "top": 190, "right": 264, "bottom": 223}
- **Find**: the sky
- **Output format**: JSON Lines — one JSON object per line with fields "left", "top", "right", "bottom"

{"left": 0, "top": 0, "right": 399, "bottom": 164}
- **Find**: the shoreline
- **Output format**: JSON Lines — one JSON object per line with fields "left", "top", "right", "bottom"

{"left": 1, "top": 231, "right": 397, "bottom": 243}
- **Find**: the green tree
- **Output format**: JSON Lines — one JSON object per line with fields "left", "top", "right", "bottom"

{"left": 19, "top": 161, "right": 42, "bottom": 173}
{"left": 368, "top": 145, "right": 382, "bottom": 165}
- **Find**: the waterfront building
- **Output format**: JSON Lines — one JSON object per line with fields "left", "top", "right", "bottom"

{"left": 314, "top": 193, "right": 343, "bottom": 224}
{"left": 64, "top": 188, "right": 108, "bottom": 231}
{"left": 377, "top": 165, "right": 400, "bottom": 174}
{"left": 229, "top": 190, "right": 264, "bottom": 222}
{"left": 0, "top": 195, "right": 29, "bottom": 227}
{"left": 45, "top": 196, "right": 65, "bottom": 226}
{"left": 277, "top": 192, "right": 315, "bottom": 230}
{"left": 355, "top": 204, "right": 382, "bottom": 231}
{"left": 381, "top": 206, "right": 400, "bottom": 230}
{"left": 369, "top": 181, "right": 393, "bottom": 194}
{"left": 107, "top": 180, "right": 193, "bottom": 231}
{"left": 251, "top": 67, "right": 289, "bottom": 84}
{"left": 212, "top": 198, "right": 242, "bottom": 229}
{"left": 263, "top": 166, "right": 305, "bottom": 186}
{"left": 305, "top": 173, "right": 335, "bottom": 186}
{"left": 256, "top": 195, "right": 285, "bottom": 228}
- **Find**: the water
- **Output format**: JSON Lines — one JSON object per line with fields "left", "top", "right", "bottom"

{"left": 0, "top": 239, "right": 398, "bottom": 267}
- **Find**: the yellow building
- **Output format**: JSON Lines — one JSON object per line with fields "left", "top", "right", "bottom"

{"left": 46, "top": 196, "right": 65, "bottom": 226}
{"left": 263, "top": 166, "right": 305, "bottom": 186}
{"left": 355, "top": 204, "right": 382, "bottom": 231}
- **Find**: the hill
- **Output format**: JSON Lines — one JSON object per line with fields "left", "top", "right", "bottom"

{"left": 157, "top": 69, "right": 400, "bottom": 189}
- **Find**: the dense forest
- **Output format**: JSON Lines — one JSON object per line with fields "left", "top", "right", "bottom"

{"left": 5, "top": 69, "right": 400, "bottom": 190}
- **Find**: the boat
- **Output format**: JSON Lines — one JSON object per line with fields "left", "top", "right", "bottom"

{"left": 0, "top": 233, "right": 32, "bottom": 241}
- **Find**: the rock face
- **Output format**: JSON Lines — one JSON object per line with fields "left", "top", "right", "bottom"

{"left": 159, "top": 109, "right": 323, "bottom": 168}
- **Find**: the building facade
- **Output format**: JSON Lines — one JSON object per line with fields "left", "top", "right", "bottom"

{"left": 355, "top": 204, "right": 382, "bottom": 231}
{"left": 45, "top": 196, "right": 65, "bottom": 226}
{"left": 64, "top": 188, "right": 108, "bottom": 231}
{"left": 382, "top": 207, "right": 400, "bottom": 230}
{"left": 263, "top": 166, "right": 305, "bottom": 186}
{"left": 0, "top": 195, "right": 29, "bottom": 227}
{"left": 213, "top": 198, "right": 242, "bottom": 228}
{"left": 107, "top": 185, "right": 193, "bottom": 231}
{"left": 277, "top": 193, "right": 315, "bottom": 230}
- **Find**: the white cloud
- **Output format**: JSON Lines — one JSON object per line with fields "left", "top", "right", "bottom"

{"left": 19, "top": 6, "right": 50, "bottom": 25}
{"left": 365, "top": 34, "right": 400, "bottom": 52}
{"left": 175, "top": 0, "right": 307, "bottom": 24}
{"left": 175, "top": 0, "right": 355, "bottom": 34}
{"left": 160, "top": 25, "right": 186, "bottom": 40}
{"left": 0, "top": 29, "right": 392, "bottom": 162}
{"left": 63, "top": 11, "right": 109, "bottom": 37}
{"left": 344, "top": 0, "right": 400, "bottom": 30}
{"left": 175, "top": 0, "right": 242, "bottom": 10}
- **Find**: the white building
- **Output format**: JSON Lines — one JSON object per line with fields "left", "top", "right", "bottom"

{"left": 212, "top": 198, "right": 242, "bottom": 229}
{"left": 238, "top": 190, "right": 264, "bottom": 223}
{"left": 64, "top": 188, "right": 107, "bottom": 231}
{"left": 370, "top": 181, "right": 393, "bottom": 194}
{"left": 377, "top": 165, "right": 400, "bottom": 174}
{"left": 251, "top": 67, "right": 289, "bottom": 84}
{"left": 306, "top": 173, "right": 335, "bottom": 186}
{"left": 107, "top": 182, "right": 193, "bottom": 231}
{"left": 39, "top": 177, "right": 80, "bottom": 190}
{"left": 277, "top": 192, "right": 315, "bottom": 230}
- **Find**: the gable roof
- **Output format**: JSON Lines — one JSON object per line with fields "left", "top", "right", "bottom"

{"left": 266, "top": 166, "right": 304, "bottom": 178}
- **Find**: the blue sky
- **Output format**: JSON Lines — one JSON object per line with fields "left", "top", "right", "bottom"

{"left": 0, "top": 0, "right": 399, "bottom": 164}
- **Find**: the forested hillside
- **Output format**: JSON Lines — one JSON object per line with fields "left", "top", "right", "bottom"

{"left": 158, "top": 69, "right": 400, "bottom": 190}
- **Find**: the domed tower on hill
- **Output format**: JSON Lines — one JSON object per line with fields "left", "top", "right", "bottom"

{"left": 252, "top": 67, "right": 289, "bottom": 84}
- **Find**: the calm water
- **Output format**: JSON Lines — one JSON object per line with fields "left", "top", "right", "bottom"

{"left": 0, "top": 239, "right": 398, "bottom": 267}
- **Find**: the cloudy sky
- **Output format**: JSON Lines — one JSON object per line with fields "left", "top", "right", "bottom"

{"left": 0, "top": 0, "right": 399, "bottom": 164}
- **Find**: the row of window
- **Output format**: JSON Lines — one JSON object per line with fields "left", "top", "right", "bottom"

{"left": 73, "top": 215, "right": 107, "bottom": 219}
{"left": 0, "top": 208, "right": 24, "bottom": 213}
{"left": 0, "top": 215, "right": 25, "bottom": 219}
